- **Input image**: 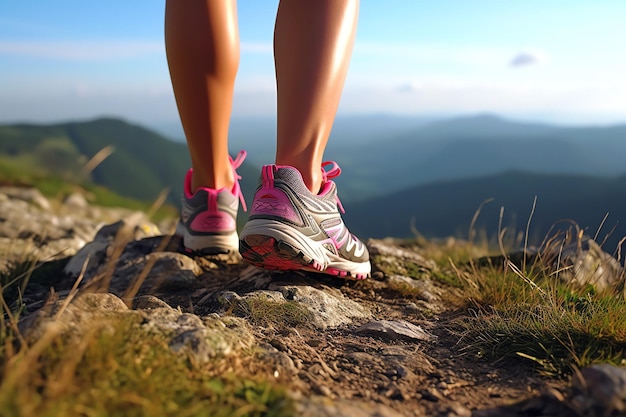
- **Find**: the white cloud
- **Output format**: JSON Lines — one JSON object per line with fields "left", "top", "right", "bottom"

{"left": 510, "top": 49, "right": 549, "bottom": 67}
{"left": 0, "top": 40, "right": 163, "bottom": 60}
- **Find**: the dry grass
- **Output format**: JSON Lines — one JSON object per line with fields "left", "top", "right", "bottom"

{"left": 0, "top": 227, "right": 293, "bottom": 417}
{"left": 440, "top": 205, "right": 626, "bottom": 377}
{"left": 0, "top": 299, "right": 294, "bottom": 417}
{"left": 244, "top": 298, "right": 313, "bottom": 329}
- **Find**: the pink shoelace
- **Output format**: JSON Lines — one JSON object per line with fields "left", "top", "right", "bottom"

{"left": 230, "top": 150, "right": 247, "bottom": 212}
{"left": 321, "top": 161, "right": 345, "bottom": 213}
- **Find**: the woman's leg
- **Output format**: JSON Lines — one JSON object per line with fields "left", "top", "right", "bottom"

{"left": 165, "top": 0, "right": 239, "bottom": 192}
{"left": 240, "top": 0, "right": 369, "bottom": 279}
{"left": 273, "top": 0, "right": 359, "bottom": 193}
{"left": 166, "top": 0, "right": 244, "bottom": 255}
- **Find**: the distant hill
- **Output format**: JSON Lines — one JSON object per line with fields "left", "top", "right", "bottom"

{"left": 0, "top": 118, "right": 260, "bottom": 207}
{"left": 332, "top": 114, "right": 626, "bottom": 202}
{"left": 346, "top": 171, "right": 626, "bottom": 251}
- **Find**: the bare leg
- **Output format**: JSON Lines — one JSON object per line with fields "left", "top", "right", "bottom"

{"left": 165, "top": 0, "right": 239, "bottom": 192}
{"left": 274, "top": 0, "right": 359, "bottom": 193}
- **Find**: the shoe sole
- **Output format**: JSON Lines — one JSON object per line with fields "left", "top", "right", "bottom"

{"left": 239, "top": 220, "right": 370, "bottom": 280}
{"left": 182, "top": 229, "right": 239, "bottom": 255}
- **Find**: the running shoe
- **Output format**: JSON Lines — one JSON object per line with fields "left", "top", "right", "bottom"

{"left": 239, "top": 162, "right": 370, "bottom": 279}
{"left": 178, "top": 150, "right": 247, "bottom": 255}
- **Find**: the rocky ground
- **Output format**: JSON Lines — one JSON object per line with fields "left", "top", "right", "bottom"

{"left": 2, "top": 186, "right": 625, "bottom": 417}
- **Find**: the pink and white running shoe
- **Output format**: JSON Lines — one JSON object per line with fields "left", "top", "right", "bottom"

{"left": 239, "top": 162, "right": 370, "bottom": 279}
{"left": 178, "top": 150, "right": 247, "bottom": 255}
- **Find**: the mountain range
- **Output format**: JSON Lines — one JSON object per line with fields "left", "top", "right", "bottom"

{"left": 331, "top": 114, "right": 626, "bottom": 202}
{"left": 1, "top": 115, "right": 625, "bottom": 250}
{"left": 346, "top": 170, "right": 626, "bottom": 253}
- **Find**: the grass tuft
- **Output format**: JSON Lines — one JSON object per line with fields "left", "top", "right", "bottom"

{"left": 451, "top": 224, "right": 626, "bottom": 378}
{"left": 239, "top": 297, "right": 314, "bottom": 329}
{"left": 0, "top": 305, "right": 294, "bottom": 417}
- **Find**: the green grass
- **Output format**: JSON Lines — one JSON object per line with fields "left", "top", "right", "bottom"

{"left": 0, "top": 245, "right": 295, "bottom": 417}
{"left": 431, "top": 270, "right": 464, "bottom": 289}
{"left": 385, "top": 278, "right": 425, "bottom": 300}
{"left": 391, "top": 219, "right": 626, "bottom": 378}
{"left": 0, "top": 310, "right": 294, "bottom": 417}
{"left": 0, "top": 159, "right": 178, "bottom": 222}
{"left": 372, "top": 254, "right": 429, "bottom": 280}
{"left": 235, "top": 297, "right": 314, "bottom": 329}
{"left": 449, "top": 246, "right": 626, "bottom": 377}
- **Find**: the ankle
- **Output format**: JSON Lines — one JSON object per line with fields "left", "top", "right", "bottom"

{"left": 302, "top": 173, "right": 322, "bottom": 194}
{"left": 288, "top": 167, "right": 322, "bottom": 194}
{"left": 191, "top": 169, "right": 234, "bottom": 193}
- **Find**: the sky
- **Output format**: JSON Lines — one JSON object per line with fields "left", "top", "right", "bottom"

{"left": 1, "top": 0, "right": 626, "bottom": 127}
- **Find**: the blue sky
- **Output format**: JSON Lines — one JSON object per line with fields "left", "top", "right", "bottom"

{"left": 1, "top": 1, "right": 626, "bottom": 126}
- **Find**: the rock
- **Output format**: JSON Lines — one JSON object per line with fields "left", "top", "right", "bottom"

{"left": 169, "top": 325, "right": 245, "bottom": 364}
{"left": 18, "top": 292, "right": 132, "bottom": 341}
{"left": 242, "top": 290, "right": 287, "bottom": 304}
{"left": 218, "top": 290, "right": 244, "bottom": 306}
{"left": 218, "top": 290, "right": 286, "bottom": 321}
{"left": 256, "top": 345, "right": 298, "bottom": 377}
{"left": 558, "top": 238, "right": 625, "bottom": 294}
{"left": 0, "top": 258, "right": 12, "bottom": 277}
{"left": 132, "top": 295, "right": 173, "bottom": 310}
{"left": 443, "top": 402, "right": 472, "bottom": 417}
{"left": 387, "top": 274, "right": 439, "bottom": 302}
{"left": 0, "top": 186, "right": 51, "bottom": 210}
{"left": 18, "top": 292, "right": 255, "bottom": 365}
{"left": 0, "top": 197, "right": 85, "bottom": 261}
{"left": 570, "top": 364, "right": 626, "bottom": 415}
{"left": 63, "top": 192, "right": 88, "bottom": 208}
{"left": 62, "top": 238, "right": 110, "bottom": 279}
{"left": 215, "top": 283, "right": 373, "bottom": 330}
{"left": 421, "top": 387, "right": 445, "bottom": 402}
{"left": 490, "top": 233, "right": 625, "bottom": 297}
{"left": 0, "top": 186, "right": 154, "bottom": 265}
{"left": 368, "top": 238, "right": 437, "bottom": 271}
{"left": 270, "top": 284, "right": 371, "bottom": 329}
{"left": 355, "top": 320, "right": 435, "bottom": 343}
{"left": 64, "top": 217, "right": 167, "bottom": 293}
{"left": 109, "top": 251, "right": 202, "bottom": 294}
{"left": 75, "top": 292, "right": 129, "bottom": 312}
{"left": 372, "top": 271, "right": 385, "bottom": 281}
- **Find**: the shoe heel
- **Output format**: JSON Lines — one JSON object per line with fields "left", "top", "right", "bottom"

{"left": 240, "top": 234, "right": 324, "bottom": 272}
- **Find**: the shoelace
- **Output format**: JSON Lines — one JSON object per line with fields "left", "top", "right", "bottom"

{"left": 321, "top": 161, "right": 345, "bottom": 213}
{"left": 230, "top": 150, "right": 247, "bottom": 211}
